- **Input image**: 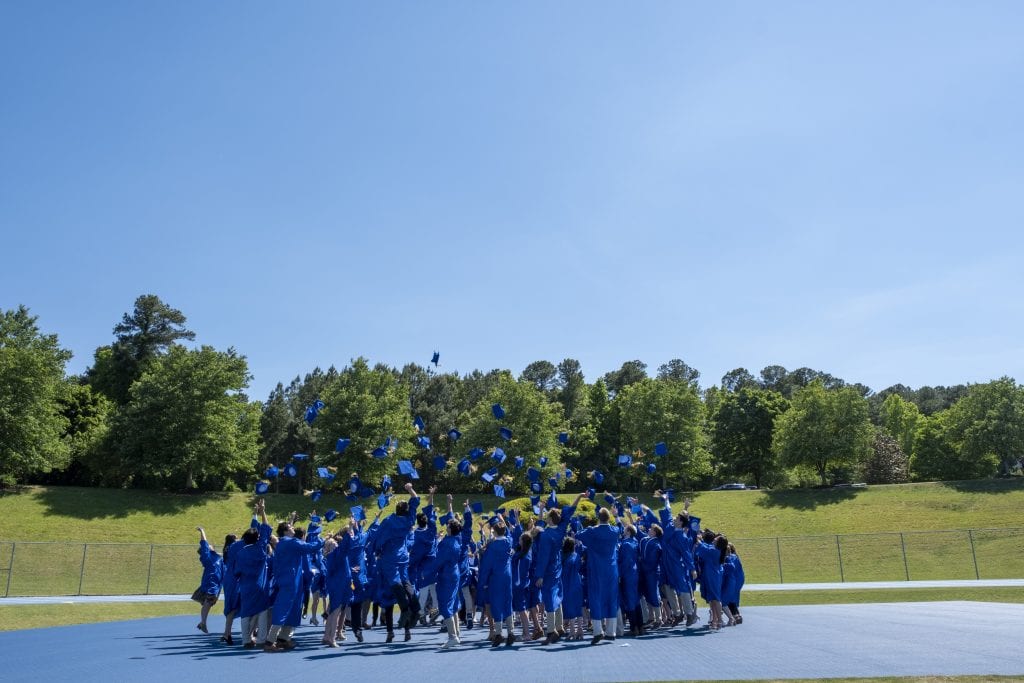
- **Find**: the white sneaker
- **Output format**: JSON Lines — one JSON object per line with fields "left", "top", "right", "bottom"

{"left": 441, "top": 636, "right": 459, "bottom": 649}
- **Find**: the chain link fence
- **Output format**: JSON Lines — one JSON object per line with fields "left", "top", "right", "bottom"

{"left": 1, "top": 527, "right": 1023, "bottom": 598}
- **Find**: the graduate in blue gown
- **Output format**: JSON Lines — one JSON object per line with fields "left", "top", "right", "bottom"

{"left": 531, "top": 492, "right": 585, "bottom": 644}
{"left": 193, "top": 526, "right": 225, "bottom": 635}
{"left": 617, "top": 521, "right": 642, "bottom": 636}
{"left": 322, "top": 528, "right": 354, "bottom": 647}
{"left": 722, "top": 542, "right": 745, "bottom": 625}
{"left": 411, "top": 487, "right": 439, "bottom": 625}
{"left": 423, "top": 494, "right": 464, "bottom": 649}
{"left": 234, "top": 504, "right": 273, "bottom": 648}
{"left": 264, "top": 514, "right": 324, "bottom": 651}
{"left": 347, "top": 513, "right": 374, "bottom": 636}
{"left": 478, "top": 515, "right": 515, "bottom": 646}
{"left": 220, "top": 506, "right": 259, "bottom": 645}
{"left": 658, "top": 493, "right": 698, "bottom": 626}
{"left": 559, "top": 537, "right": 584, "bottom": 639}
{"left": 511, "top": 527, "right": 534, "bottom": 642}
{"left": 575, "top": 506, "right": 621, "bottom": 643}
{"left": 457, "top": 502, "right": 476, "bottom": 628}
{"left": 638, "top": 516, "right": 665, "bottom": 628}
{"left": 374, "top": 482, "right": 421, "bottom": 641}
{"left": 695, "top": 530, "right": 726, "bottom": 630}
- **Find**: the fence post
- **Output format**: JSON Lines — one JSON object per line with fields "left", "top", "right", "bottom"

{"left": 835, "top": 535, "right": 845, "bottom": 582}
{"left": 900, "top": 532, "right": 910, "bottom": 581}
{"left": 145, "top": 545, "right": 155, "bottom": 595}
{"left": 967, "top": 530, "right": 980, "bottom": 580}
{"left": 77, "top": 544, "right": 88, "bottom": 596}
{"left": 775, "top": 537, "right": 784, "bottom": 583}
{"left": 4, "top": 542, "right": 15, "bottom": 598}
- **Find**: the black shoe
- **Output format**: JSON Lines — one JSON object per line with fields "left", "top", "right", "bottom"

{"left": 354, "top": 630, "right": 364, "bottom": 643}
{"left": 543, "top": 632, "right": 558, "bottom": 645}
{"left": 504, "top": 635, "right": 515, "bottom": 647}
{"left": 590, "top": 634, "right": 602, "bottom": 645}
{"left": 491, "top": 635, "right": 504, "bottom": 647}
{"left": 243, "top": 642, "right": 255, "bottom": 650}
{"left": 404, "top": 628, "right": 412, "bottom": 642}
{"left": 386, "top": 631, "right": 394, "bottom": 643}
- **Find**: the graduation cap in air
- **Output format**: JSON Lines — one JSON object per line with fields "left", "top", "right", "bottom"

{"left": 447, "top": 428, "right": 461, "bottom": 441}
{"left": 631, "top": 503, "right": 643, "bottom": 514}
{"left": 430, "top": 455, "right": 446, "bottom": 470}
{"left": 372, "top": 447, "right": 387, "bottom": 459}
{"left": 527, "top": 467, "right": 541, "bottom": 483}
{"left": 664, "top": 489, "right": 676, "bottom": 502}
{"left": 325, "top": 509, "right": 338, "bottom": 522}
{"left": 316, "top": 467, "right": 336, "bottom": 482}
{"left": 471, "top": 501, "right": 484, "bottom": 514}
{"left": 617, "top": 454, "right": 633, "bottom": 467}
{"left": 468, "top": 448, "right": 485, "bottom": 461}
{"left": 499, "top": 427, "right": 513, "bottom": 441}
{"left": 457, "top": 458, "right": 471, "bottom": 475}
{"left": 311, "top": 489, "right": 323, "bottom": 502}
{"left": 283, "top": 464, "right": 298, "bottom": 478}
{"left": 491, "top": 403, "right": 505, "bottom": 420}
{"left": 530, "top": 495, "right": 541, "bottom": 514}
{"left": 514, "top": 456, "right": 525, "bottom": 469}
{"left": 654, "top": 441, "right": 668, "bottom": 456}
{"left": 292, "top": 453, "right": 310, "bottom": 461}
{"left": 531, "top": 481, "right": 543, "bottom": 494}
{"left": 264, "top": 465, "right": 280, "bottom": 479}
{"left": 431, "top": 351, "right": 440, "bottom": 366}
{"left": 488, "top": 514, "right": 502, "bottom": 526}
{"left": 345, "top": 493, "right": 358, "bottom": 502}
{"left": 358, "top": 485, "right": 375, "bottom": 499}
{"left": 558, "top": 432, "right": 569, "bottom": 445}
{"left": 688, "top": 515, "right": 701, "bottom": 533}
{"left": 646, "top": 463, "right": 657, "bottom": 475}
{"left": 591, "top": 470, "right": 605, "bottom": 485}
{"left": 335, "top": 438, "right": 351, "bottom": 454}
{"left": 397, "top": 460, "right": 419, "bottom": 479}
{"left": 548, "top": 477, "right": 559, "bottom": 489}
{"left": 310, "top": 514, "right": 322, "bottom": 524}
{"left": 604, "top": 493, "right": 617, "bottom": 505}
{"left": 346, "top": 475, "right": 361, "bottom": 494}
{"left": 585, "top": 488, "right": 595, "bottom": 500}
{"left": 304, "top": 407, "right": 318, "bottom": 425}
{"left": 380, "top": 474, "right": 392, "bottom": 491}
{"left": 417, "top": 435, "right": 431, "bottom": 449}
{"left": 377, "top": 493, "right": 390, "bottom": 509}
{"left": 493, "top": 484, "right": 506, "bottom": 499}
{"left": 564, "top": 468, "right": 574, "bottom": 480}
{"left": 413, "top": 415, "right": 425, "bottom": 432}
{"left": 614, "top": 502, "right": 625, "bottom": 517}
{"left": 482, "top": 467, "right": 499, "bottom": 483}
{"left": 492, "top": 448, "right": 507, "bottom": 464}
{"left": 351, "top": 505, "right": 366, "bottom": 522}
{"left": 539, "top": 456, "right": 548, "bottom": 467}
{"left": 547, "top": 490, "right": 558, "bottom": 507}
{"left": 255, "top": 481, "right": 270, "bottom": 495}
{"left": 314, "top": 400, "right": 324, "bottom": 411}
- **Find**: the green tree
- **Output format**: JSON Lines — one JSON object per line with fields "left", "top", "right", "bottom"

{"left": 617, "top": 378, "right": 711, "bottom": 490}
{"left": 942, "top": 377, "right": 1024, "bottom": 475}
{"left": 863, "top": 429, "right": 909, "bottom": 484}
{"left": 602, "top": 360, "right": 648, "bottom": 396}
{"left": 58, "top": 380, "right": 113, "bottom": 484}
{"left": 910, "top": 413, "right": 997, "bottom": 481}
{"left": 656, "top": 359, "right": 700, "bottom": 388}
{"left": 0, "top": 306, "right": 73, "bottom": 485}
{"left": 720, "top": 367, "right": 758, "bottom": 392}
{"left": 519, "top": 360, "right": 558, "bottom": 393}
{"left": 712, "top": 387, "right": 789, "bottom": 488}
{"left": 772, "top": 381, "right": 873, "bottom": 485}
{"left": 555, "top": 358, "right": 586, "bottom": 423}
{"left": 110, "top": 345, "right": 259, "bottom": 489}
{"left": 879, "top": 393, "right": 921, "bottom": 458}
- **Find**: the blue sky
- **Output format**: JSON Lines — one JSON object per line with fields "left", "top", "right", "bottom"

{"left": 3, "top": 1, "right": 1023, "bottom": 401}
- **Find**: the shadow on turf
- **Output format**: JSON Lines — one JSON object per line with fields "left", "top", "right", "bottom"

{"left": 755, "top": 487, "right": 861, "bottom": 511}
{"left": 31, "top": 486, "right": 234, "bottom": 520}
{"left": 939, "top": 478, "right": 1024, "bottom": 495}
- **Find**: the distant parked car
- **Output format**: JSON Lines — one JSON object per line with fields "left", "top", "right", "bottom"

{"left": 712, "top": 483, "right": 749, "bottom": 490}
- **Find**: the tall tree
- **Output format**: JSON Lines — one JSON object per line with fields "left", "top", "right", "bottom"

{"left": 0, "top": 306, "right": 73, "bottom": 485}
{"left": 772, "top": 381, "right": 873, "bottom": 485}
{"left": 910, "top": 413, "right": 998, "bottom": 481}
{"left": 555, "top": 358, "right": 586, "bottom": 422}
{"left": 720, "top": 367, "right": 758, "bottom": 392}
{"left": 519, "top": 360, "right": 558, "bottom": 393}
{"left": 656, "top": 359, "right": 701, "bottom": 388}
{"left": 863, "top": 430, "right": 909, "bottom": 484}
{"left": 603, "top": 360, "right": 648, "bottom": 396}
{"left": 879, "top": 393, "right": 921, "bottom": 458}
{"left": 942, "top": 377, "right": 1024, "bottom": 475}
{"left": 712, "top": 388, "right": 789, "bottom": 487}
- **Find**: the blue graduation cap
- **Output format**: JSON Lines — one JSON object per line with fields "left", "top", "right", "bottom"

{"left": 255, "top": 481, "right": 270, "bottom": 495}
{"left": 264, "top": 465, "right": 279, "bottom": 479}
{"left": 646, "top": 463, "right": 657, "bottom": 475}
{"left": 688, "top": 515, "right": 701, "bottom": 533}
{"left": 325, "top": 509, "right": 338, "bottom": 522}
{"left": 488, "top": 514, "right": 502, "bottom": 526}
{"left": 492, "top": 448, "right": 507, "bottom": 464}
{"left": 447, "top": 428, "right": 461, "bottom": 441}
{"left": 431, "top": 351, "right": 440, "bottom": 366}
{"left": 548, "top": 477, "right": 559, "bottom": 489}
{"left": 654, "top": 441, "right": 668, "bottom": 456}
{"left": 346, "top": 475, "right": 361, "bottom": 494}
{"left": 493, "top": 484, "right": 506, "bottom": 499}
{"left": 530, "top": 495, "right": 540, "bottom": 506}
{"left": 358, "top": 486, "right": 375, "bottom": 498}
{"left": 345, "top": 493, "right": 358, "bottom": 502}
{"left": 292, "top": 453, "right": 310, "bottom": 461}
{"left": 482, "top": 467, "right": 498, "bottom": 483}
{"left": 384, "top": 436, "right": 393, "bottom": 450}
{"left": 372, "top": 447, "right": 387, "bottom": 459}
{"left": 457, "top": 458, "right": 471, "bottom": 475}
{"left": 351, "top": 505, "right": 366, "bottom": 522}
{"left": 380, "top": 474, "right": 392, "bottom": 491}
{"left": 314, "top": 400, "right": 325, "bottom": 411}
{"left": 413, "top": 415, "right": 425, "bottom": 432}
{"left": 417, "top": 435, "right": 431, "bottom": 449}
{"left": 439, "top": 512, "right": 453, "bottom": 525}
{"left": 471, "top": 501, "right": 484, "bottom": 514}
{"left": 631, "top": 504, "right": 643, "bottom": 515}
{"left": 531, "top": 481, "right": 543, "bottom": 494}
{"left": 558, "top": 432, "right": 569, "bottom": 444}
{"left": 284, "top": 464, "right": 298, "bottom": 478}
{"left": 433, "top": 455, "right": 448, "bottom": 470}
{"left": 468, "top": 447, "right": 485, "bottom": 461}
{"left": 311, "top": 489, "right": 323, "bottom": 502}
{"left": 309, "top": 514, "right": 322, "bottom": 524}
{"left": 527, "top": 467, "right": 541, "bottom": 482}
{"left": 499, "top": 427, "right": 513, "bottom": 441}
{"left": 304, "top": 407, "right": 317, "bottom": 425}
{"left": 604, "top": 493, "right": 617, "bottom": 504}
{"left": 592, "top": 470, "right": 605, "bottom": 485}
{"left": 564, "top": 468, "right": 573, "bottom": 480}
{"left": 615, "top": 502, "right": 625, "bottom": 517}
{"left": 491, "top": 403, "right": 505, "bottom": 420}
{"left": 539, "top": 456, "right": 548, "bottom": 467}
{"left": 514, "top": 456, "right": 525, "bottom": 469}
{"left": 585, "top": 488, "right": 595, "bottom": 499}
{"left": 397, "top": 460, "right": 419, "bottom": 479}
{"left": 617, "top": 454, "right": 632, "bottom": 467}
{"left": 377, "top": 493, "right": 389, "bottom": 509}
{"left": 335, "top": 438, "right": 351, "bottom": 453}
{"left": 316, "top": 467, "right": 335, "bottom": 481}
{"left": 664, "top": 489, "right": 676, "bottom": 502}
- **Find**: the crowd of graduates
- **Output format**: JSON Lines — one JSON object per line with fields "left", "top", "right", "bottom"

{"left": 193, "top": 486, "right": 745, "bottom": 652}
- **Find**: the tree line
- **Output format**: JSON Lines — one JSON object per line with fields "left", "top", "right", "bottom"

{"left": 2, "top": 295, "right": 1022, "bottom": 494}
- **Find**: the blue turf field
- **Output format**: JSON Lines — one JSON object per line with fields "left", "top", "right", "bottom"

{"left": 2, "top": 601, "right": 1022, "bottom": 682}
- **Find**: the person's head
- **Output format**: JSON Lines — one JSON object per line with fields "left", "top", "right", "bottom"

{"left": 548, "top": 508, "right": 562, "bottom": 526}
{"left": 728, "top": 542, "right": 738, "bottom": 557}
{"left": 522, "top": 518, "right": 534, "bottom": 532}
{"left": 529, "top": 526, "right": 542, "bottom": 539}
{"left": 492, "top": 521, "right": 507, "bottom": 537}
{"left": 416, "top": 512, "right": 428, "bottom": 528}
{"left": 395, "top": 500, "right": 409, "bottom": 516}
{"left": 702, "top": 530, "right": 716, "bottom": 544}
{"left": 241, "top": 528, "right": 260, "bottom": 545}
{"left": 715, "top": 535, "right": 729, "bottom": 563}
{"left": 561, "top": 537, "right": 576, "bottom": 555}
{"left": 294, "top": 527, "right": 305, "bottom": 540}
{"left": 519, "top": 533, "right": 533, "bottom": 552}
{"left": 323, "top": 538, "right": 338, "bottom": 554}
{"left": 276, "top": 521, "right": 293, "bottom": 538}
{"left": 268, "top": 534, "right": 279, "bottom": 549}
{"left": 651, "top": 523, "right": 663, "bottom": 538}
{"left": 447, "top": 518, "right": 463, "bottom": 536}
{"left": 625, "top": 524, "right": 637, "bottom": 539}
{"left": 597, "top": 508, "right": 611, "bottom": 524}
{"left": 674, "top": 512, "right": 687, "bottom": 529}
{"left": 223, "top": 533, "right": 237, "bottom": 550}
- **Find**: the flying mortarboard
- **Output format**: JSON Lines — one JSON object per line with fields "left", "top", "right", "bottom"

{"left": 468, "top": 447, "right": 485, "bottom": 461}
{"left": 499, "top": 427, "right": 513, "bottom": 441}
{"left": 586, "top": 488, "right": 595, "bottom": 500}
{"left": 457, "top": 458, "right": 471, "bottom": 475}
{"left": 631, "top": 504, "right": 643, "bottom": 514}
{"left": 664, "top": 489, "right": 676, "bottom": 502}
{"left": 372, "top": 447, "right": 387, "bottom": 459}
{"left": 325, "top": 509, "right": 338, "bottom": 522}
{"left": 284, "top": 464, "right": 298, "bottom": 478}
{"left": 514, "top": 456, "right": 525, "bottom": 469}
{"left": 431, "top": 351, "right": 440, "bottom": 366}
{"left": 358, "top": 485, "right": 375, "bottom": 498}
{"left": 564, "top": 468, "right": 573, "bottom": 479}
{"left": 351, "top": 505, "right": 366, "bottom": 522}
{"left": 309, "top": 514, "right": 322, "bottom": 524}
{"left": 539, "top": 456, "right": 548, "bottom": 466}
{"left": 614, "top": 502, "right": 625, "bottom": 517}
{"left": 447, "top": 428, "right": 461, "bottom": 441}
{"left": 491, "top": 403, "right": 505, "bottom": 419}
{"left": 335, "top": 438, "right": 351, "bottom": 453}
{"left": 558, "top": 432, "right": 569, "bottom": 444}
{"left": 493, "top": 484, "right": 505, "bottom": 499}
{"left": 292, "top": 453, "right": 310, "bottom": 460}
{"left": 654, "top": 441, "right": 668, "bottom": 456}
{"left": 548, "top": 477, "right": 559, "bottom": 489}
{"left": 471, "top": 501, "right": 484, "bottom": 514}
{"left": 264, "top": 465, "right": 280, "bottom": 479}
{"left": 531, "top": 481, "right": 543, "bottom": 494}
{"left": 592, "top": 470, "right": 605, "bottom": 485}
{"left": 482, "top": 467, "right": 499, "bottom": 483}
{"left": 433, "top": 456, "right": 448, "bottom": 470}
{"left": 688, "top": 515, "right": 701, "bottom": 533}
{"left": 254, "top": 481, "right": 270, "bottom": 495}
{"left": 377, "top": 494, "right": 389, "bottom": 509}
{"left": 346, "top": 475, "right": 361, "bottom": 494}
{"left": 380, "top": 474, "right": 392, "bottom": 491}
{"left": 527, "top": 467, "right": 541, "bottom": 482}
{"left": 311, "top": 489, "right": 323, "bottom": 502}
{"left": 617, "top": 454, "right": 632, "bottom": 467}
{"left": 604, "top": 493, "right": 617, "bottom": 504}
{"left": 397, "top": 460, "right": 419, "bottom": 479}
{"left": 492, "top": 448, "right": 507, "bottom": 464}
{"left": 417, "top": 435, "right": 431, "bottom": 449}
{"left": 547, "top": 490, "right": 558, "bottom": 506}
{"left": 646, "top": 463, "right": 657, "bottom": 475}
{"left": 413, "top": 415, "right": 425, "bottom": 432}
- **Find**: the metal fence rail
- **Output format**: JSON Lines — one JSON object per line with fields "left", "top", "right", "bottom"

{"left": 2, "top": 528, "right": 1023, "bottom": 598}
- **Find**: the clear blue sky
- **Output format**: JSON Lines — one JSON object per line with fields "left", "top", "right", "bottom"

{"left": 3, "top": 1, "right": 1023, "bottom": 401}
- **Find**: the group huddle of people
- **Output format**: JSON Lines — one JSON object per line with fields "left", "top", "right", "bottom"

{"left": 193, "top": 486, "right": 745, "bottom": 652}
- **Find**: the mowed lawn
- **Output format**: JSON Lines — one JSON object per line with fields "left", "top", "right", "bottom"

{"left": 0, "top": 479, "right": 1022, "bottom": 597}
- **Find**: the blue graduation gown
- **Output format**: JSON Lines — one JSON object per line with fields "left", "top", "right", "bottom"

{"left": 575, "top": 524, "right": 620, "bottom": 619}
{"left": 375, "top": 497, "right": 420, "bottom": 587}
{"left": 530, "top": 505, "right": 577, "bottom": 612}
{"left": 617, "top": 536, "right": 640, "bottom": 611}
{"left": 235, "top": 540, "right": 272, "bottom": 619}
{"left": 197, "top": 540, "right": 224, "bottom": 596}
{"left": 222, "top": 537, "right": 247, "bottom": 616}
{"left": 410, "top": 505, "right": 438, "bottom": 589}
{"left": 424, "top": 534, "right": 462, "bottom": 618}
{"left": 639, "top": 535, "right": 663, "bottom": 607}
{"left": 270, "top": 527, "right": 324, "bottom": 626}
{"left": 721, "top": 554, "right": 745, "bottom": 606}
{"left": 659, "top": 508, "right": 695, "bottom": 593}
{"left": 478, "top": 536, "right": 513, "bottom": 622}
{"left": 560, "top": 550, "right": 584, "bottom": 619}
{"left": 325, "top": 535, "right": 354, "bottom": 612}
{"left": 511, "top": 547, "right": 532, "bottom": 612}
{"left": 695, "top": 542, "right": 723, "bottom": 603}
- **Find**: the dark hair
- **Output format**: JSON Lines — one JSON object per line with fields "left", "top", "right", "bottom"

{"left": 492, "top": 521, "right": 507, "bottom": 537}
{"left": 396, "top": 500, "right": 409, "bottom": 516}
{"left": 276, "top": 521, "right": 291, "bottom": 537}
{"left": 650, "top": 523, "right": 663, "bottom": 538}
{"left": 447, "top": 519, "right": 463, "bottom": 536}
{"left": 561, "top": 536, "right": 575, "bottom": 557}
{"left": 416, "top": 512, "right": 427, "bottom": 528}
{"left": 518, "top": 533, "right": 533, "bottom": 553}
{"left": 294, "top": 527, "right": 305, "bottom": 539}
{"left": 223, "top": 534, "right": 237, "bottom": 553}
{"left": 548, "top": 508, "right": 562, "bottom": 525}
{"left": 597, "top": 508, "right": 610, "bottom": 524}
{"left": 625, "top": 524, "right": 636, "bottom": 538}
{"left": 241, "top": 528, "right": 259, "bottom": 545}
{"left": 702, "top": 530, "right": 716, "bottom": 544}
{"left": 715, "top": 536, "right": 729, "bottom": 564}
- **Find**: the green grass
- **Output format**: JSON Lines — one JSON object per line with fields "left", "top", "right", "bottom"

{"left": 640, "top": 678, "right": 1024, "bottom": 683}
{"left": 0, "top": 480, "right": 1022, "bottom": 597}
{"left": 740, "top": 586, "right": 1024, "bottom": 606}
{"left": 0, "top": 601, "right": 195, "bottom": 631}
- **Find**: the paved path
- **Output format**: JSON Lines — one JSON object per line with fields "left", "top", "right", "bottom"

{"left": 0, "top": 601, "right": 1021, "bottom": 682}
{"left": 4, "top": 578, "right": 1023, "bottom": 604}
